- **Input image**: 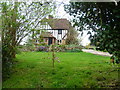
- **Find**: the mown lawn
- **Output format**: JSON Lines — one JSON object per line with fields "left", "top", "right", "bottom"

{"left": 3, "top": 52, "right": 119, "bottom": 88}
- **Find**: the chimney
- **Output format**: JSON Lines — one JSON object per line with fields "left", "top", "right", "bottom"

{"left": 49, "top": 15, "right": 53, "bottom": 19}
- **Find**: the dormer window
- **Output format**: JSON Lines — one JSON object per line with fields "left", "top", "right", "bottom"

{"left": 58, "top": 30, "right": 62, "bottom": 34}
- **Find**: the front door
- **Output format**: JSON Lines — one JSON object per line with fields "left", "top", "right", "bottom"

{"left": 48, "top": 38, "right": 52, "bottom": 45}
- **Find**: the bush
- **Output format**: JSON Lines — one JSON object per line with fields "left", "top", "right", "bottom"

{"left": 35, "top": 44, "right": 83, "bottom": 52}
{"left": 36, "top": 46, "right": 49, "bottom": 52}
{"left": 65, "top": 48, "right": 82, "bottom": 52}
{"left": 18, "top": 44, "right": 35, "bottom": 52}
{"left": 2, "top": 44, "right": 15, "bottom": 81}
{"left": 54, "top": 45, "right": 67, "bottom": 52}
{"left": 54, "top": 45, "right": 83, "bottom": 52}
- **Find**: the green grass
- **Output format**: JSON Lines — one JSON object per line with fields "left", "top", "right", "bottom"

{"left": 3, "top": 52, "right": 119, "bottom": 88}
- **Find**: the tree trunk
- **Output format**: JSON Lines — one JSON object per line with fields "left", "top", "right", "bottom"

{"left": 11, "top": 2, "right": 18, "bottom": 58}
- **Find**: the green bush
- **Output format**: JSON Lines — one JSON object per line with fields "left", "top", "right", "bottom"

{"left": 65, "top": 48, "right": 82, "bottom": 52}
{"left": 2, "top": 44, "right": 15, "bottom": 81}
{"left": 36, "top": 45, "right": 49, "bottom": 52}
{"left": 54, "top": 44, "right": 83, "bottom": 52}
{"left": 35, "top": 44, "right": 83, "bottom": 52}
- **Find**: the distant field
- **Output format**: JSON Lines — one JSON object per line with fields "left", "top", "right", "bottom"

{"left": 3, "top": 52, "right": 119, "bottom": 88}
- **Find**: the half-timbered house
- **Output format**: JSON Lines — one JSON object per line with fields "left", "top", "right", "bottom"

{"left": 35, "top": 15, "right": 72, "bottom": 45}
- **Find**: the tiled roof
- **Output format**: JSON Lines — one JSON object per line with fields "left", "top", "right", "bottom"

{"left": 40, "top": 32, "right": 56, "bottom": 38}
{"left": 41, "top": 18, "right": 70, "bottom": 30}
{"left": 47, "top": 19, "right": 70, "bottom": 30}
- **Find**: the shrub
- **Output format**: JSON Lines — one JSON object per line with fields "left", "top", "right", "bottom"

{"left": 65, "top": 48, "right": 82, "bottom": 52}
{"left": 18, "top": 45, "right": 35, "bottom": 52}
{"left": 64, "top": 45, "right": 82, "bottom": 52}
{"left": 36, "top": 46, "right": 48, "bottom": 52}
{"left": 35, "top": 44, "right": 83, "bottom": 52}
{"left": 54, "top": 45, "right": 66, "bottom": 52}
{"left": 55, "top": 45, "right": 83, "bottom": 52}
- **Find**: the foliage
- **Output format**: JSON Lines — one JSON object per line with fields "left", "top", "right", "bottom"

{"left": 65, "top": 44, "right": 83, "bottom": 52}
{"left": 85, "top": 44, "right": 96, "bottom": 50}
{"left": 65, "top": 48, "right": 82, "bottom": 52}
{"left": 36, "top": 45, "right": 83, "bottom": 52}
{"left": 15, "top": 1, "right": 56, "bottom": 45}
{"left": 1, "top": 2, "right": 18, "bottom": 80}
{"left": 1, "top": 1, "right": 56, "bottom": 80}
{"left": 36, "top": 46, "right": 49, "bottom": 52}
{"left": 3, "top": 52, "right": 119, "bottom": 88}
{"left": 64, "top": 2, "right": 120, "bottom": 63}
{"left": 66, "top": 25, "right": 79, "bottom": 45}
{"left": 54, "top": 45, "right": 67, "bottom": 52}
{"left": 23, "top": 38, "right": 35, "bottom": 51}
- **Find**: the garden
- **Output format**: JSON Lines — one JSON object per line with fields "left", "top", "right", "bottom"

{"left": 1, "top": 1, "right": 120, "bottom": 89}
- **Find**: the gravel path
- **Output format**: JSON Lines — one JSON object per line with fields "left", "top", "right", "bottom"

{"left": 82, "top": 49, "right": 112, "bottom": 57}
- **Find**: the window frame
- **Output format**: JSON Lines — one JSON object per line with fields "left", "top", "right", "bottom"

{"left": 58, "top": 30, "right": 62, "bottom": 34}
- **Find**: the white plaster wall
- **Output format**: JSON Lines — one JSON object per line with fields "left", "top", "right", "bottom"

{"left": 35, "top": 23, "right": 68, "bottom": 41}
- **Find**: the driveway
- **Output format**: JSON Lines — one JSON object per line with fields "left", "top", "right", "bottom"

{"left": 82, "top": 49, "right": 112, "bottom": 57}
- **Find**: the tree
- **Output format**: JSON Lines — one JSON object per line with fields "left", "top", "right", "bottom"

{"left": 1, "top": 2, "right": 17, "bottom": 80}
{"left": 15, "top": 1, "right": 56, "bottom": 46}
{"left": 64, "top": 2, "right": 120, "bottom": 63}
{"left": 1, "top": 1, "right": 56, "bottom": 80}
{"left": 66, "top": 25, "right": 79, "bottom": 45}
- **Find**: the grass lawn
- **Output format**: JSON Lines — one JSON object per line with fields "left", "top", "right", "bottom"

{"left": 3, "top": 52, "right": 119, "bottom": 88}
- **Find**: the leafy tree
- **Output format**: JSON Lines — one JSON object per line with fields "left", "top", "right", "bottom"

{"left": 16, "top": 2, "right": 56, "bottom": 45}
{"left": 64, "top": 2, "right": 120, "bottom": 63}
{"left": 1, "top": 2, "right": 19, "bottom": 80}
{"left": 1, "top": 1, "right": 56, "bottom": 80}
{"left": 66, "top": 25, "right": 79, "bottom": 45}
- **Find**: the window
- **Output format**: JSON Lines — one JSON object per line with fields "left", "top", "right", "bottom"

{"left": 60, "top": 40, "right": 62, "bottom": 43}
{"left": 58, "top": 30, "right": 62, "bottom": 34}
